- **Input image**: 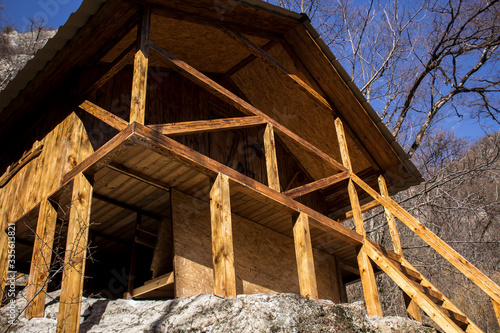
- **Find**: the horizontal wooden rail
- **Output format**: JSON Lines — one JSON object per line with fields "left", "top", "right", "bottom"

{"left": 148, "top": 116, "right": 266, "bottom": 136}
{"left": 350, "top": 173, "right": 500, "bottom": 305}
{"left": 79, "top": 100, "right": 128, "bottom": 131}
{"left": 339, "top": 199, "right": 382, "bottom": 222}
{"left": 148, "top": 41, "right": 347, "bottom": 173}
{"left": 284, "top": 171, "right": 349, "bottom": 199}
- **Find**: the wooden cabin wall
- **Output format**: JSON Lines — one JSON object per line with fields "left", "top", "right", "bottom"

{"left": 172, "top": 189, "right": 345, "bottom": 302}
{"left": 0, "top": 112, "right": 94, "bottom": 225}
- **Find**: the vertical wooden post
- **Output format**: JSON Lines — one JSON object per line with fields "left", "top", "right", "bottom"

{"left": 125, "top": 213, "right": 141, "bottom": 299}
{"left": 378, "top": 176, "right": 403, "bottom": 255}
{"left": 492, "top": 298, "right": 500, "bottom": 329}
{"left": 25, "top": 199, "right": 58, "bottom": 318}
{"left": 263, "top": 124, "right": 281, "bottom": 192}
{"left": 378, "top": 175, "right": 421, "bottom": 322}
{"left": 335, "top": 117, "right": 382, "bottom": 317}
{"left": 129, "top": 5, "right": 151, "bottom": 124}
{"left": 210, "top": 173, "right": 236, "bottom": 298}
{"left": 56, "top": 173, "right": 93, "bottom": 333}
{"left": 293, "top": 213, "right": 318, "bottom": 300}
{"left": 0, "top": 227, "right": 8, "bottom": 302}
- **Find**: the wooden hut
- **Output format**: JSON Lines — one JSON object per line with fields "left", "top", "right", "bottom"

{"left": 0, "top": 0, "right": 498, "bottom": 332}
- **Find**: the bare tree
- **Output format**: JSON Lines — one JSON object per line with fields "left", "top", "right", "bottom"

{"left": 267, "top": 0, "right": 500, "bottom": 157}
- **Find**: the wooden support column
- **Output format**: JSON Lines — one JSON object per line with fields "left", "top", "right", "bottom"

{"left": 293, "top": 213, "right": 318, "bottom": 300}
{"left": 335, "top": 117, "right": 382, "bottom": 317}
{"left": 129, "top": 5, "right": 151, "bottom": 124}
{"left": 210, "top": 173, "right": 236, "bottom": 298}
{"left": 493, "top": 299, "right": 500, "bottom": 328}
{"left": 125, "top": 213, "right": 141, "bottom": 299}
{"left": 25, "top": 199, "right": 58, "bottom": 318}
{"left": 263, "top": 124, "right": 280, "bottom": 192}
{"left": 0, "top": 227, "right": 8, "bottom": 302}
{"left": 379, "top": 175, "right": 421, "bottom": 322}
{"left": 56, "top": 173, "right": 93, "bottom": 333}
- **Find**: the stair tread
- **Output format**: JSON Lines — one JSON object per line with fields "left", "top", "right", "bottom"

{"left": 438, "top": 305, "right": 469, "bottom": 327}
{"left": 412, "top": 282, "right": 444, "bottom": 303}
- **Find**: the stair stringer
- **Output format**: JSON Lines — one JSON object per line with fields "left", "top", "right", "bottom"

{"left": 363, "top": 240, "right": 482, "bottom": 333}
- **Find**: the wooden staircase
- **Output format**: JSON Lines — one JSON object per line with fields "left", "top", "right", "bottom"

{"left": 364, "top": 240, "right": 482, "bottom": 333}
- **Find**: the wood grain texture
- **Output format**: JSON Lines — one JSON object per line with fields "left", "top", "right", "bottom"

{"left": 130, "top": 5, "right": 151, "bottom": 124}
{"left": 364, "top": 241, "right": 471, "bottom": 333}
{"left": 284, "top": 171, "right": 349, "bottom": 199}
{"left": 148, "top": 41, "right": 347, "bottom": 173}
{"left": 210, "top": 173, "right": 236, "bottom": 298}
{"left": 148, "top": 116, "right": 266, "bottom": 136}
{"left": 357, "top": 246, "right": 383, "bottom": 316}
{"left": 57, "top": 173, "right": 93, "bottom": 333}
{"left": 351, "top": 172, "right": 500, "bottom": 305}
{"left": 172, "top": 189, "right": 342, "bottom": 301}
{"left": 263, "top": 124, "right": 280, "bottom": 192}
{"left": 493, "top": 299, "right": 500, "bottom": 329}
{"left": 25, "top": 199, "right": 58, "bottom": 318}
{"left": 293, "top": 213, "right": 318, "bottom": 300}
{"left": 0, "top": 229, "right": 8, "bottom": 302}
{"left": 79, "top": 100, "right": 128, "bottom": 131}
{"left": 284, "top": 24, "right": 420, "bottom": 188}
{"left": 1, "top": 113, "right": 93, "bottom": 227}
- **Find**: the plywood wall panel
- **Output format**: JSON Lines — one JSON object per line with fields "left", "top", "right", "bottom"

{"left": 172, "top": 189, "right": 344, "bottom": 302}
{"left": 1, "top": 112, "right": 94, "bottom": 225}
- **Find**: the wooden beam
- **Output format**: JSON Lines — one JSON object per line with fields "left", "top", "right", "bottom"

{"left": 284, "top": 171, "right": 349, "bottom": 199}
{"left": 105, "top": 163, "right": 171, "bottom": 192}
{"left": 210, "top": 173, "right": 236, "bottom": 298}
{"left": 92, "top": 192, "right": 161, "bottom": 220}
{"left": 0, "top": 228, "right": 8, "bottom": 302}
{"left": 378, "top": 175, "right": 402, "bottom": 255}
{"left": 150, "top": 4, "right": 283, "bottom": 41}
{"left": 129, "top": 5, "right": 151, "bottom": 124}
{"left": 25, "top": 199, "right": 58, "bottom": 319}
{"left": 148, "top": 41, "right": 347, "bottom": 173}
{"left": 222, "top": 28, "right": 332, "bottom": 110}
{"left": 85, "top": 40, "right": 137, "bottom": 97}
{"left": 293, "top": 213, "right": 318, "bottom": 300}
{"left": 131, "top": 272, "right": 174, "bottom": 299}
{"left": 148, "top": 116, "right": 266, "bottom": 136}
{"left": 378, "top": 175, "right": 422, "bottom": 322}
{"left": 364, "top": 241, "right": 469, "bottom": 333}
{"left": 79, "top": 100, "right": 128, "bottom": 131}
{"left": 493, "top": 299, "right": 500, "bottom": 329}
{"left": 57, "top": 173, "right": 93, "bottom": 333}
{"left": 334, "top": 118, "right": 352, "bottom": 171}
{"left": 350, "top": 172, "right": 500, "bottom": 306}
{"left": 263, "top": 124, "right": 280, "bottom": 192}
{"left": 335, "top": 117, "right": 382, "bottom": 316}
{"left": 341, "top": 200, "right": 381, "bottom": 221}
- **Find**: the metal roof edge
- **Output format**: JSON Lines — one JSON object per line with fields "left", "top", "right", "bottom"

{"left": 300, "top": 19, "right": 423, "bottom": 190}
{"left": 0, "top": 0, "right": 107, "bottom": 115}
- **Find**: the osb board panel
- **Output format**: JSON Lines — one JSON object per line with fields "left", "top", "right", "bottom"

{"left": 230, "top": 57, "right": 371, "bottom": 179}
{"left": 148, "top": 0, "right": 299, "bottom": 35}
{"left": 266, "top": 42, "right": 326, "bottom": 100}
{"left": 150, "top": 15, "right": 269, "bottom": 73}
{"left": 102, "top": 15, "right": 270, "bottom": 74}
{"left": 0, "top": 112, "right": 93, "bottom": 225}
{"left": 172, "top": 189, "right": 343, "bottom": 302}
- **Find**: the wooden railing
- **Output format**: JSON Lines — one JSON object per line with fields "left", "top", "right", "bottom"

{"left": 350, "top": 172, "right": 500, "bottom": 319}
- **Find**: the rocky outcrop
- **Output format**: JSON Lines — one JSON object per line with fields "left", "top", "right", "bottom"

{"left": 1, "top": 289, "right": 436, "bottom": 333}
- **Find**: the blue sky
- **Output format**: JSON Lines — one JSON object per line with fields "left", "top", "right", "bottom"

{"left": 2, "top": 0, "right": 82, "bottom": 30}
{"left": 1, "top": 0, "right": 498, "bottom": 141}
